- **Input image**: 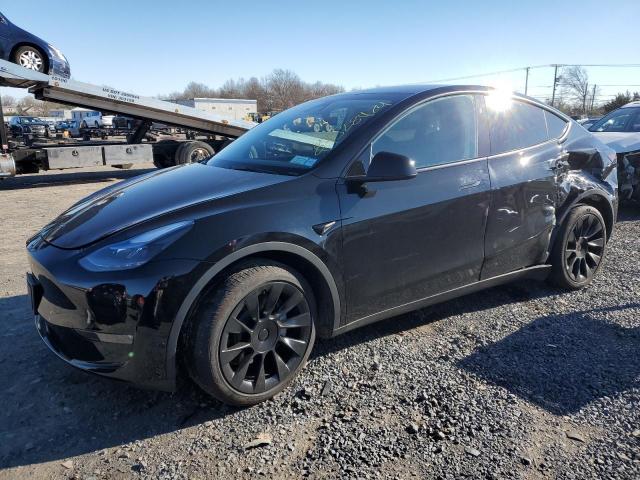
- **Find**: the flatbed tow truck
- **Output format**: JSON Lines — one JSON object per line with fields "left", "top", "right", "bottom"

{"left": 0, "top": 59, "right": 254, "bottom": 177}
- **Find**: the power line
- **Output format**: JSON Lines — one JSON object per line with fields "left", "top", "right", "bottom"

{"left": 423, "top": 64, "right": 640, "bottom": 83}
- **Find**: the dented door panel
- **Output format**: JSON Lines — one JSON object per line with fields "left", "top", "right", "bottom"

{"left": 482, "top": 141, "right": 561, "bottom": 279}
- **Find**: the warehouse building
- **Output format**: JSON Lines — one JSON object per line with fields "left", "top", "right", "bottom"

{"left": 175, "top": 98, "right": 257, "bottom": 121}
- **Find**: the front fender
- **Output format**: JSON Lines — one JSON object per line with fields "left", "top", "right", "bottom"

{"left": 164, "top": 240, "right": 342, "bottom": 387}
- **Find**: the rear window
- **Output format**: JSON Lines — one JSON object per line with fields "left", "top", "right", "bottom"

{"left": 544, "top": 111, "right": 568, "bottom": 139}
{"left": 488, "top": 100, "right": 548, "bottom": 155}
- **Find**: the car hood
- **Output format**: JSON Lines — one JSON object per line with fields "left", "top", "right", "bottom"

{"left": 40, "top": 164, "right": 292, "bottom": 249}
{"left": 591, "top": 131, "right": 640, "bottom": 153}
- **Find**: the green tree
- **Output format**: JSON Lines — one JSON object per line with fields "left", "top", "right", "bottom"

{"left": 602, "top": 91, "right": 639, "bottom": 113}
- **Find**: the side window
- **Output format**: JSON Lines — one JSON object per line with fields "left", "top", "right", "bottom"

{"left": 629, "top": 111, "right": 640, "bottom": 132}
{"left": 544, "top": 110, "right": 568, "bottom": 139}
{"left": 372, "top": 95, "right": 478, "bottom": 169}
{"left": 488, "top": 100, "right": 547, "bottom": 155}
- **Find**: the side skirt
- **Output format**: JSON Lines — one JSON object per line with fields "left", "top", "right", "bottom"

{"left": 331, "top": 264, "right": 551, "bottom": 337}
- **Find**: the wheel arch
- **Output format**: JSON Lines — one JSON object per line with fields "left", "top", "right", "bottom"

{"left": 166, "top": 242, "right": 341, "bottom": 385}
{"left": 551, "top": 189, "right": 616, "bottom": 254}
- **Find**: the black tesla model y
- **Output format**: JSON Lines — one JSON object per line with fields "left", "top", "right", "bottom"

{"left": 27, "top": 85, "right": 618, "bottom": 405}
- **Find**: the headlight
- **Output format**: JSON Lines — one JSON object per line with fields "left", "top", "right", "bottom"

{"left": 79, "top": 221, "right": 193, "bottom": 272}
{"left": 48, "top": 44, "right": 65, "bottom": 59}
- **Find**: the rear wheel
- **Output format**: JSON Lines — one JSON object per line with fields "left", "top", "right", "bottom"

{"left": 186, "top": 261, "right": 316, "bottom": 406}
{"left": 549, "top": 205, "right": 607, "bottom": 290}
{"left": 14, "top": 46, "right": 47, "bottom": 73}
{"left": 174, "top": 141, "right": 215, "bottom": 164}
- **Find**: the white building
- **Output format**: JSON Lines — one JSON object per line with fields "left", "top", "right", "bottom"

{"left": 49, "top": 108, "right": 73, "bottom": 119}
{"left": 175, "top": 98, "right": 257, "bottom": 121}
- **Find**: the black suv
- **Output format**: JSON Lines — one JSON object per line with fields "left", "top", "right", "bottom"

{"left": 27, "top": 85, "right": 618, "bottom": 405}
{"left": 9, "top": 116, "right": 48, "bottom": 138}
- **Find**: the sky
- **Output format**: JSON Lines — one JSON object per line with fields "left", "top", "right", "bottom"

{"left": 2, "top": 0, "right": 639, "bottom": 105}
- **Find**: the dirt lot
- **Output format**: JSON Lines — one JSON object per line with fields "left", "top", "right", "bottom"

{"left": 0, "top": 165, "right": 639, "bottom": 479}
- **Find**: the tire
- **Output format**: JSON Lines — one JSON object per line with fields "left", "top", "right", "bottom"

{"left": 548, "top": 205, "right": 607, "bottom": 290}
{"left": 94, "top": 121, "right": 99, "bottom": 128}
{"left": 174, "top": 141, "right": 215, "bottom": 164}
{"left": 81, "top": 121, "right": 87, "bottom": 129}
{"left": 13, "top": 46, "right": 47, "bottom": 73}
{"left": 185, "top": 260, "right": 316, "bottom": 406}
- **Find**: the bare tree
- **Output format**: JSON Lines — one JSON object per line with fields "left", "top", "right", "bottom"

{"left": 161, "top": 69, "right": 345, "bottom": 113}
{"left": 218, "top": 78, "right": 241, "bottom": 99}
{"left": 1, "top": 95, "right": 16, "bottom": 108}
{"left": 264, "top": 69, "right": 305, "bottom": 111}
{"left": 561, "top": 66, "right": 594, "bottom": 114}
{"left": 241, "top": 77, "right": 268, "bottom": 111}
{"left": 17, "top": 96, "right": 41, "bottom": 115}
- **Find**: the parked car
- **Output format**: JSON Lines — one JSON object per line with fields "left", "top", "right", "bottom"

{"left": 55, "top": 119, "right": 80, "bottom": 137}
{"left": 578, "top": 117, "right": 601, "bottom": 130}
{"left": 9, "top": 116, "right": 48, "bottom": 138}
{"left": 0, "top": 11, "right": 70, "bottom": 77}
{"left": 589, "top": 101, "right": 640, "bottom": 201}
{"left": 55, "top": 120, "right": 71, "bottom": 131}
{"left": 27, "top": 85, "right": 618, "bottom": 406}
{"left": 102, "top": 115, "right": 115, "bottom": 128}
{"left": 112, "top": 115, "right": 135, "bottom": 129}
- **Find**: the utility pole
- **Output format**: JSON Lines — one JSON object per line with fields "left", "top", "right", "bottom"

{"left": 583, "top": 83, "right": 589, "bottom": 114}
{"left": 524, "top": 67, "right": 530, "bottom": 95}
{"left": 551, "top": 64, "right": 560, "bottom": 107}
{"left": 590, "top": 84, "right": 597, "bottom": 113}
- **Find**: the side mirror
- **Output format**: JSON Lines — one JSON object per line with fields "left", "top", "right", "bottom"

{"left": 349, "top": 151, "right": 417, "bottom": 183}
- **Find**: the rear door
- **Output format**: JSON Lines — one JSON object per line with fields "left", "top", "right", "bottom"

{"left": 482, "top": 97, "right": 568, "bottom": 278}
{"left": 338, "top": 94, "right": 491, "bottom": 322}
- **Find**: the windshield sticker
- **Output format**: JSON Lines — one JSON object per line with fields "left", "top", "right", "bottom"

{"left": 290, "top": 156, "right": 318, "bottom": 167}
{"left": 268, "top": 129, "right": 335, "bottom": 149}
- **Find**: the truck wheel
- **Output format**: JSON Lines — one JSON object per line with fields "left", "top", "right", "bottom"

{"left": 185, "top": 260, "right": 316, "bottom": 406}
{"left": 14, "top": 46, "right": 47, "bottom": 73}
{"left": 175, "top": 141, "right": 215, "bottom": 164}
{"left": 548, "top": 205, "right": 607, "bottom": 290}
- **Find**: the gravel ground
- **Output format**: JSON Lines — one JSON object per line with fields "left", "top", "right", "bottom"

{"left": 0, "top": 165, "right": 638, "bottom": 479}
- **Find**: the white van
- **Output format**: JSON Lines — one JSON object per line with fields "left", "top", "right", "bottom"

{"left": 70, "top": 108, "right": 113, "bottom": 128}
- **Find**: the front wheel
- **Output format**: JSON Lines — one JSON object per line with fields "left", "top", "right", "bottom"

{"left": 14, "top": 46, "right": 46, "bottom": 72}
{"left": 185, "top": 261, "right": 316, "bottom": 406}
{"left": 548, "top": 205, "right": 607, "bottom": 290}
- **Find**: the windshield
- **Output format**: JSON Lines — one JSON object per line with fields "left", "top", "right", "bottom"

{"left": 20, "top": 117, "right": 44, "bottom": 124}
{"left": 589, "top": 107, "right": 640, "bottom": 133}
{"left": 207, "top": 93, "right": 403, "bottom": 175}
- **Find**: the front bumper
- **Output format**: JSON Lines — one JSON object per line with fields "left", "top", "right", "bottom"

{"left": 26, "top": 236, "right": 202, "bottom": 391}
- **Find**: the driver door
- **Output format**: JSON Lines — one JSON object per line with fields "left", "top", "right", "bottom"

{"left": 337, "top": 94, "right": 491, "bottom": 323}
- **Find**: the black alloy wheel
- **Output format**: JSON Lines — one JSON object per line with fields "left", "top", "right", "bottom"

{"left": 549, "top": 205, "right": 607, "bottom": 289}
{"left": 564, "top": 212, "right": 605, "bottom": 282}
{"left": 219, "top": 281, "right": 313, "bottom": 394}
{"left": 186, "top": 261, "right": 316, "bottom": 406}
